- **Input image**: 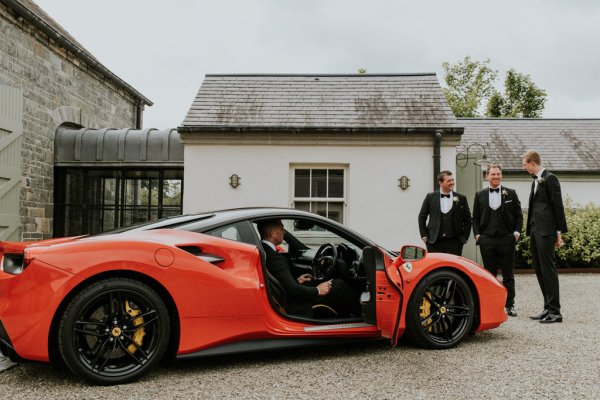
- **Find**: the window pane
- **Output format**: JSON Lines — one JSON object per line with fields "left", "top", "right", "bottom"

{"left": 163, "top": 179, "right": 182, "bottom": 206}
{"left": 328, "top": 169, "right": 344, "bottom": 198}
{"left": 294, "top": 169, "right": 310, "bottom": 197}
{"left": 327, "top": 202, "right": 344, "bottom": 224}
{"left": 294, "top": 201, "right": 310, "bottom": 212}
{"left": 311, "top": 170, "right": 327, "bottom": 197}
{"left": 313, "top": 201, "right": 327, "bottom": 218}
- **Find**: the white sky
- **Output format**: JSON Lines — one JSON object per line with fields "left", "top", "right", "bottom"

{"left": 34, "top": 0, "right": 600, "bottom": 129}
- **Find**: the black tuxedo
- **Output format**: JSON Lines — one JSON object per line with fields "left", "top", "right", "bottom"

{"left": 473, "top": 186, "right": 523, "bottom": 307}
{"left": 262, "top": 244, "right": 358, "bottom": 318}
{"left": 526, "top": 170, "right": 567, "bottom": 315}
{"left": 418, "top": 191, "right": 472, "bottom": 255}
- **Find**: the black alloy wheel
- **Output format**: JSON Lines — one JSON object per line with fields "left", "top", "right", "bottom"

{"left": 58, "top": 278, "right": 170, "bottom": 385}
{"left": 405, "top": 270, "right": 475, "bottom": 349}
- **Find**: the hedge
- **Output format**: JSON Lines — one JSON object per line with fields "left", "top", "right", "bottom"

{"left": 516, "top": 199, "right": 600, "bottom": 268}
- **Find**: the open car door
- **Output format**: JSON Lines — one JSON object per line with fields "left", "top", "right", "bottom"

{"left": 362, "top": 246, "right": 404, "bottom": 346}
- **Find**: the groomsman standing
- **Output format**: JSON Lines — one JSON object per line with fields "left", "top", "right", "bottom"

{"left": 418, "top": 171, "right": 472, "bottom": 256}
{"left": 522, "top": 150, "right": 568, "bottom": 324}
{"left": 473, "top": 164, "right": 523, "bottom": 317}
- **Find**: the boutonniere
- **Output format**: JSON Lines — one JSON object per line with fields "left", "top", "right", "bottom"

{"left": 537, "top": 177, "right": 545, "bottom": 185}
{"left": 453, "top": 197, "right": 459, "bottom": 203}
{"left": 502, "top": 189, "right": 508, "bottom": 196}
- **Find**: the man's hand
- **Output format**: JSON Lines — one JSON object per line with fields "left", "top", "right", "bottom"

{"left": 514, "top": 232, "right": 521, "bottom": 241}
{"left": 297, "top": 273, "right": 313, "bottom": 284}
{"left": 317, "top": 280, "right": 333, "bottom": 296}
{"left": 556, "top": 232, "right": 564, "bottom": 248}
{"left": 475, "top": 234, "right": 480, "bottom": 241}
{"left": 421, "top": 236, "right": 427, "bottom": 243}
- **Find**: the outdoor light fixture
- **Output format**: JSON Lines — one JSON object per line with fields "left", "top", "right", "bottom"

{"left": 456, "top": 143, "right": 490, "bottom": 171}
{"left": 229, "top": 174, "right": 241, "bottom": 189}
{"left": 398, "top": 176, "right": 410, "bottom": 190}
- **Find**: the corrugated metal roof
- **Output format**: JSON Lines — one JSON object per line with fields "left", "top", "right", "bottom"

{"left": 180, "top": 74, "right": 459, "bottom": 131}
{"left": 458, "top": 118, "right": 600, "bottom": 172}
{"left": 54, "top": 127, "right": 183, "bottom": 167}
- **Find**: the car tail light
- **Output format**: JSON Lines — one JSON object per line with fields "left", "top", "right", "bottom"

{"left": 1, "top": 253, "right": 26, "bottom": 275}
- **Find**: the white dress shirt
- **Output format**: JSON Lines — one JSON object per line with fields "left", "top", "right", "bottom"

{"left": 489, "top": 186, "right": 501, "bottom": 210}
{"left": 440, "top": 192, "right": 453, "bottom": 214}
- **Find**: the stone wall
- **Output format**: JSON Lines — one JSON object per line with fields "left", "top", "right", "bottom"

{"left": 0, "top": 3, "right": 142, "bottom": 240}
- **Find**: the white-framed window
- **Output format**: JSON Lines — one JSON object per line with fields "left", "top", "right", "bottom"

{"left": 292, "top": 166, "right": 346, "bottom": 224}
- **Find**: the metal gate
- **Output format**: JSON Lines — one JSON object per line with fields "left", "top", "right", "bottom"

{"left": 0, "top": 84, "right": 23, "bottom": 241}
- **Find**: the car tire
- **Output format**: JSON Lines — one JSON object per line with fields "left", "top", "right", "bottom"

{"left": 57, "top": 278, "right": 170, "bottom": 385}
{"left": 405, "top": 270, "right": 474, "bottom": 349}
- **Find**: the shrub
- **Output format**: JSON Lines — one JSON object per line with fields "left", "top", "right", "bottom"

{"left": 516, "top": 200, "right": 600, "bottom": 268}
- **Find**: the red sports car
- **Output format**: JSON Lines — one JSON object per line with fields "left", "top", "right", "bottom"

{"left": 0, "top": 208, "right": 507, "bottom": 385}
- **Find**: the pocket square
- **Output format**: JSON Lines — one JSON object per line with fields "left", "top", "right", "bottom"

{"left": 505, "top": 200, "right": 513, "bottom": 203}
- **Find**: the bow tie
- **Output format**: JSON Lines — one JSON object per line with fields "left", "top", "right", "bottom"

{"left": 441, "top": 193, "right": 450, "bottom": 198}
{"left": 490, "top": 188, "right": 499, "bottom": 193}
{"left": 531, "top": 174, "right": 538, "bottom": 180}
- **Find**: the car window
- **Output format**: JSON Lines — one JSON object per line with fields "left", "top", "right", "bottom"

{"left": 204, "top": 221, "right": 257, "bottom": 245}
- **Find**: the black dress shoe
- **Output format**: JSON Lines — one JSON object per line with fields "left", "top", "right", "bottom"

{"left": 506, "top": 306, "right": 517, "bottom": 317}
{"left": 539, "top": 314, "right": 563, "bottom": 324}
{"left": 529, "top": 310, "right": 549, "bottom": 320}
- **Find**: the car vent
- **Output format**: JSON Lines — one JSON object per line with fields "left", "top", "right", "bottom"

{"left": 177, "top": 246, "right": 224, "bottom": 265}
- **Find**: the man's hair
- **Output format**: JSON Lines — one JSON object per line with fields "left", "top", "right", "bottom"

{"left": 522, "top": 150, "right": 541, "bottom": 165}
{"left": 257, "top": 219, "right": 281, "bottom": 239}
{"left": 437, "top": 170, "right": 453, "bottom": 183}
{"left": 486, "top": 163, "right": 502, "bottom": 173}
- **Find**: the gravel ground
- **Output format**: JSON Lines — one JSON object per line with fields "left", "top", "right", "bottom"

{"left": 2, "top": 273, "right": 599, "bottom": 399}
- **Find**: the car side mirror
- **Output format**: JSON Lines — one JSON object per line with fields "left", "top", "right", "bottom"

{"left": 399, "top": 245, "right": 426, "bottom": 261}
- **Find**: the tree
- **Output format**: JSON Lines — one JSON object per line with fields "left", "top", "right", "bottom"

{"left": 442, "top": 56, "right": 497, "bottom": 117}
{"left": 486, "top": 69, "right": 547, "bottom": 118}
{"left": 442, "top": 56, "right": 547, "bottom": 118}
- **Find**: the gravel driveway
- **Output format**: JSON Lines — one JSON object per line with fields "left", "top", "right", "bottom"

{"left": 2, "top": 273, "right": 599, "bottom": 399}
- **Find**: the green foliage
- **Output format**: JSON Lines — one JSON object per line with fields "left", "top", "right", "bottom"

{"left": 485, "top": 69, "right": 547, "bottom": 118}
{"left": 517, "top": 200, "right": 600, "bottom": 268}
{"left": 442, "top": 56, "right": 546, "bottom": 118}
{"left": 442, "top": 56, "right": 497, "bottom": 117}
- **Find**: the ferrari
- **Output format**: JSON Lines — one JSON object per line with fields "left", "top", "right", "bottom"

{"left": 0, "top": 208, "right": 507, "bottom": 385}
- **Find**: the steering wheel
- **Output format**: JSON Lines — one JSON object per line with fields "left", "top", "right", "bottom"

{"left": 313, "top": 243, "right": 338, "bottom": 280}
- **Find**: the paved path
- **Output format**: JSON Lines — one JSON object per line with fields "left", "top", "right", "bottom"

{"left": 1, "top": 274, "right": 599, "bottom": 399}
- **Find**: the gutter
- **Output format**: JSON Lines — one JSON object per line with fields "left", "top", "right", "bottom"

{"left": 3, "top": 0, "right": 153, "bottom": 106}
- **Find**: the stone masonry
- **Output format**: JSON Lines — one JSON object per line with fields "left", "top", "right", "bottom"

{"left": 0, "top": 2, "right": 146, "bottom": 240}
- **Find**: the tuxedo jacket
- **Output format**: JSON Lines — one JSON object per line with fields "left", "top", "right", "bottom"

{"left": 262, "top": 244, "right": 318, "bottom": 316}
{"left": 418, "top": 191, "right": 472, "bottom": 244}
{"left": 472, "top": 186, "right": 523, "bottom": 237}
{"left": 526, "top": 170, "right": 568, "bottom": 236}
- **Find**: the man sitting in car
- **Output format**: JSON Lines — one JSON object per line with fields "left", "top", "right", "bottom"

{"left": 258, "top": 219, "right": 359, "bottom": 318}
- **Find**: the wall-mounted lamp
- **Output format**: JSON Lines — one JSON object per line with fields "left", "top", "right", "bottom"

{"left": 398, "top": 176, "right": 410, "bottom": 190}
{"left": 229, "top": 174, "right": 241, "bottom": 189}
{"left": 456, "top": 143, "right": 491, "bottom": 172}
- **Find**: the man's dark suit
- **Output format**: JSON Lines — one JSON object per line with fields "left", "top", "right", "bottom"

{"left": 473, "top": 186, "right": 523, "bottom": 307}
{"left": 526, "top": 170, "right": 568, "bottom": 315}
{"left": 262, "top": 244, "right": 358, "bottom": 318}
{"left": 418, "top": 191, "right": 472, "bottom": 255}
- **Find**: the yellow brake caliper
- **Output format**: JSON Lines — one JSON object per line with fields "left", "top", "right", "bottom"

{"left": 420, "top": 291, "right": 433, "bottom": 332}
{"left": 125, "top": 300, "right": 145, "bottom": 354}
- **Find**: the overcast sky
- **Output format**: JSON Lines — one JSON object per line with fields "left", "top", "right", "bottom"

{"left": 34, "top": 0, "right": 600, "bottom": 129}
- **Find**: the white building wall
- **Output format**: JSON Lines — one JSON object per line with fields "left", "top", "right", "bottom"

{"left": 184, "top": 144, "right": 457, "bottom": 250}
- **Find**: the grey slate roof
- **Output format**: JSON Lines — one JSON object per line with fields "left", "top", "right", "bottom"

{"left": 180, "top": 74, "right": 459, "bottom": 131}
{"left": 458, "top": 118, "right": 600, "bottom": 173}
{"left": 1, "top": 0, "right": 152, "bottom": 105}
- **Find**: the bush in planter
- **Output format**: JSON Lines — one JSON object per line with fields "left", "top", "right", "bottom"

{"left": 516, "top": 199, "right": 600, "bottom": 268}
